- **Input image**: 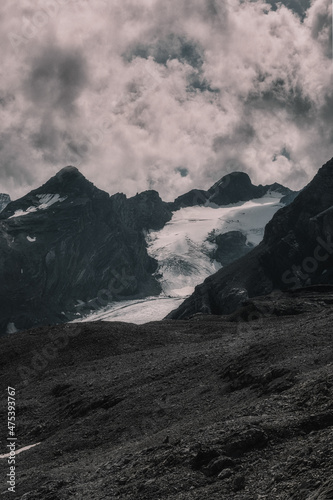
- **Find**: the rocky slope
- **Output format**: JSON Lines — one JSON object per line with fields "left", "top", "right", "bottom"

{"left": 168, "top": 158, "right": 333, "bottom": 319}
{"left": 0, "top": 287, "right": 333, "bottom": 499}
{"left": 0, "top": 166, "right": 172, "bottom": 334}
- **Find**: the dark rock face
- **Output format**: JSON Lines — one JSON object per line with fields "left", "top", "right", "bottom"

{"left": 167, "top": 158, "right": 333, "bottom": 319}
{"left": 207, "top": 230, "right": 254, "bottom": 266}
{"left": 0, "top": 167, "right": 172, "bottom": 334}
{"left": 0, "top": 193, "right": 10, "bottom": 213}
{"left": 170, "top": 172, "right": 295, "bottom": 210}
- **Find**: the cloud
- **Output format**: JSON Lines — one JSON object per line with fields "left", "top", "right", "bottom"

{"left": 0, "top": 0, "right": 331, "bottom": 201}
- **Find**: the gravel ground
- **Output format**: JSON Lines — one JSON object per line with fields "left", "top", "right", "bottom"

{"left": 1, "top": 287, "right": 333, "bottom": 499}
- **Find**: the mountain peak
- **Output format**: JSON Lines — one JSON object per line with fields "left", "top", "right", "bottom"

{"left": 172, "top": 169, "right": 295, "bottom": 210}
{"left": 0, "top": 166, "right": 109, "bottom": 221}
{"left": 55, "top": 165, "right": 82, "bottom": 180}
{"left": 212, "top": 171, "right": 252, "bottom": 189}
{"left": 30, "top": 166, "right": 108, "bottom": 200}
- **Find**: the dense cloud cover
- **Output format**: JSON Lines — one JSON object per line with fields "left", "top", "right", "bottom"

{"left": 0, "top": 0, "right": 332, "bottom": 200}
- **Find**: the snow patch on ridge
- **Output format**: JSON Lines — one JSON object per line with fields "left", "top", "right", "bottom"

{"left": 36, "top": 193, "right": 67, "bottom": 209}
{"left": 6, "top": 322, "right": 18, "bottom": 334}
{"left": 9, "top": 194, "right": 67, "bottom": 218}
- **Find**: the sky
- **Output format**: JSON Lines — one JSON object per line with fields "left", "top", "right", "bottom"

{"left": 0, "top": 0, "right": 332, "bottom": 201}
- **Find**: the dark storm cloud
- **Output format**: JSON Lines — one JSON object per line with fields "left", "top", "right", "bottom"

{"left": 273, "top": 147, "right": 291, "bottom": 162}
{"left": 175, "top": 167, "right": 189, "bottom": 177}
{"left": 0, "top": 0, "right": 332, "bottom": 200}
{"left": 20, "top": 44, "right": 91, "bottom": 168}
{"left": 213, "top": 123, "right": 256, "bottom": 152}
{"left": 266, "top": 0, "right": 311, "bottom": 18}
{"left": 24, "top": 46, "right": 88, "bottom": 113}
{"left": 247, "top": 79, "right": 314, "bottom": 123}
{"left": 186, "top": 71, "right": 219, "bottom": 94}
{"left": 0, "top": 130, "right": 36, "bottom": 188}
{"left": 124, "top": 34, "right": 204, "bottom": 68}
{"left": 310, "top": 2, "right": 332, "bottom": 57}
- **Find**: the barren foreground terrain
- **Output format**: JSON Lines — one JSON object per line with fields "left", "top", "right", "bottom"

{"left": 1, "top": 286, "right": 333, "bottom": 499}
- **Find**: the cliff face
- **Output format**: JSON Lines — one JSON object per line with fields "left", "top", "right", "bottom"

{"left": 168, "top": 158, "right": 333, "bottom": 319}
{"left": 0, "top": 167, "right": 172, "bottom": 333}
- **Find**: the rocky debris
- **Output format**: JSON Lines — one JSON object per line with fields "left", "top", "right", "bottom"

{"left": 1, "top": 288, "right": 333, "bottom": 499}
{"left": 304, "top": 480, "right": 333, "bottom": 499}
{"left": 202, "top": 455, "right": 236, "bottom": 477}
{"left": 0, "top": 167, "right": 173, "bottom": 334}
{"left": 168, "top": 158, "right": 333, "bottom": 320}
{"left": 221, "top": 427, "right": 269, "bottom": 457}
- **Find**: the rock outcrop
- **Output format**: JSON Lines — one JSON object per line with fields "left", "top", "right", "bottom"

{"left": 0, "top": 193, "right": 10, "bottom": 213}
{"left": 167, "top": 158, "right": 333, "bottom": 319}
{"left": 207, "top": 230, "right": 254, "bottom": 267}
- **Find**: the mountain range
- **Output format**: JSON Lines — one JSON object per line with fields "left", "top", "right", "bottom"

{"left": 2, "top": 159, "right": 333, "bottom": 499}
{"left": 0, "top": 166, "right": 296, "bottom": 334}
{"left": 168, "top": 158, "right": 333, "bottom": 319}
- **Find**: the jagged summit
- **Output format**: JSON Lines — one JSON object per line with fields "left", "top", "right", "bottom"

{"left": 210, "top": 171, "right": 252, "bottom": 190}
{"left": 57, "top": 165, "right": 80, "bottom": 176}
{"left": 31, "top": 165, "right": 108, "bottom": 199}
{"left": 0, "top": 167, "right": 108, "bottom": 220}
{"left": 171, "top": 170, "right": 295, "bottom": 210}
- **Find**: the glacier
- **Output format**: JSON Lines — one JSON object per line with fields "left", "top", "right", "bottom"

{"left": 74, "top": 192, "right": 283, "bottom": 324}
